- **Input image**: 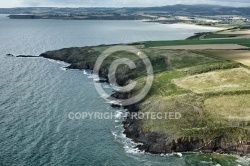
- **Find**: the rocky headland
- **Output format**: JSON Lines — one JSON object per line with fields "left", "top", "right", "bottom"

{"left": 38, "top": 40, "right": 250, "bottom": 158}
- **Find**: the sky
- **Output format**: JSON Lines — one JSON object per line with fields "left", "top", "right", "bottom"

{"left": 1, "top": 0, "right": 250, "bottom": 8}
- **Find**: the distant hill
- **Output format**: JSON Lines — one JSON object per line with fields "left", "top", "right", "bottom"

{"left": 0, "top": 4, "right": 250, "bottom": 16}
{"left": 140, "top": 4, "right": 250, "bottom": 15}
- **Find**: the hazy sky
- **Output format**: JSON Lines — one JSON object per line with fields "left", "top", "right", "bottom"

{"left": 1, "top": 0, "right": 250, "bottom": 8}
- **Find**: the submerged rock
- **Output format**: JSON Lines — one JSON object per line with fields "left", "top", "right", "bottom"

{"left": 6, "top": 54, "right": 14, "bottom": 57}
{"left": 16, "top": 55, "right": 38, "bottom": 58}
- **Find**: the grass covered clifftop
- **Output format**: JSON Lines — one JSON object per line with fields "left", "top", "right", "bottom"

{"left": 40, "top": 32, "right": 250, "bottom": 158}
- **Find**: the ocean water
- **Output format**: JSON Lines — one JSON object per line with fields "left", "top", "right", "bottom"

{"left": 0, "top": 14, "right": 249, "bottom": 166}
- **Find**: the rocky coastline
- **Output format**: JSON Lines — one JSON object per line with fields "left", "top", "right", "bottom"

{"left": 38, "top": 43, "right": 250, "bottom": 158}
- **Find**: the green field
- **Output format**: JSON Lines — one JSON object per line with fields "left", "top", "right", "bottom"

{"left": 173, "top": 68, "right": 250, "bottom": 94}
{"left": 203, "top": 33, "right": 246, "bottom": 39}
{"left": 145, "top": 38, "right": 250, "bottom": 48}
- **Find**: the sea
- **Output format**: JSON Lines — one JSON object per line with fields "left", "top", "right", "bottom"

{"left": 0, "top": 14, "right": 249, "bottom": 166}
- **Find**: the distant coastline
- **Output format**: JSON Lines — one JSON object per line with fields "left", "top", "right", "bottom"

{"left": 168, "top": 23, "right": 226, "bottom": 31}
{"left": 7, "top": 14, "right": 228, "bottom": 34}
{"left": 7, "top": 14, "right": 151, "bottom": 20}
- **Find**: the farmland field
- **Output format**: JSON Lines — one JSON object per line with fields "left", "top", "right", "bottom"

{"left": 191, "top": 50, "right": 250, "bottom": 67}
{"left": 203, "top": 33, "right": 245, "bottom": 39}
{"left": 151, "top": 44, "right": 248, "bottom": 50}
{"left": 204, "top": 94, "right": 250, "bottom": 122}
{"left": 145, "top": 38, "right": 250, "bottom": 48}
{"left": 172, "top": 68, "right": 250, "bottom": 93}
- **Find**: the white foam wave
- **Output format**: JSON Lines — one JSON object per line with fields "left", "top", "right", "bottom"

{"left": 106, "top": 100, "right": 121, "bottom": 106}
{"left": 60, "top": 67, "right": 67, "bottom": 71}
{"left": 83, "top": 71, "right": 108, "bottom": 84}
{"left": 47, "top": 59, "right": 69, "bottom": 66}
{"left": 88, "top": 75, "right": 98, "bottom": 79}
{"left": 115, "top": 111, "right": 123, "bottom": 119}
{"left": 83, "top": 70, "right": 92, "bottom": 75}
{"left": 102, "top": 85, "right": 112, "bottom": 89}
{"left": 111, "top": 109, "right": 144, "bottom": 154}
{"left": 176, "top": 153, "right": 182, "bottom": 157}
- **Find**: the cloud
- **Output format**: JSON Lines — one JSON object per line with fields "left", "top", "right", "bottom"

{"left": 1, "top": 0, "right": 250, "bottom": 8}
{"left": 2, "top": 0, "right": 25, "bottom": 7}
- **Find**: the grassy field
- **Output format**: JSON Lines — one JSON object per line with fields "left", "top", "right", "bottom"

{"left": 203, "top": 33, "right": 246, "bottom": 39}
{"left": 110, "top": 37, "right": 250, "bottom": 145}
{"left": 133, "top": 49, "right": 221, "bottom": 97}
{"left": 191, "top": 50, "right": 250, "bottom": 67}
{"left": 205, "top": 94, "right": 250, "bottom": 122}
{"left": 145, "top": 38, "right": 250, "bottom": 48}
{"left": 136, "top": 51, "right": 250, "bottom": 142}
{"left": 118, "top": 29, "right": 250, "bottom": 156}
{"left": 142, "top": 94, "right": 208, "bottom": 134}
{"left": 172, "top": 68, "right": 250, "bottom": 94}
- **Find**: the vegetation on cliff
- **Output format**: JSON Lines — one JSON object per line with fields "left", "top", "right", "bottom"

{"left": 40, "top": 31, "right": 250, "bottom": 157}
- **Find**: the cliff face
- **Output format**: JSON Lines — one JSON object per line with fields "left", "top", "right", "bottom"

{"left": 40, "top": 44, "right": 250, "bottom": 157}
{"left": 123, "top": 114, "right": 250, "bottom": 156}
